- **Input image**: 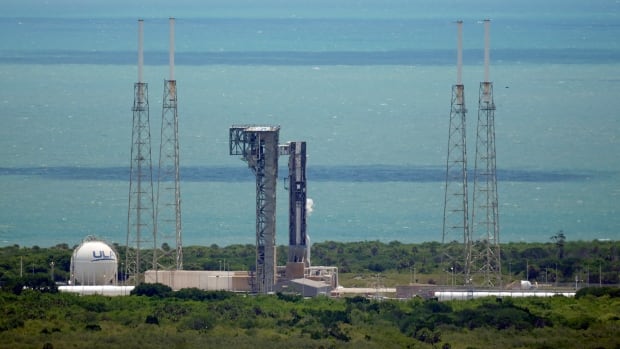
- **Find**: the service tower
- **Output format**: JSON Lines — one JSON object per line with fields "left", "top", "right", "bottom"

{"left": 229, "top": 125, "right": 280, "bottom": 293}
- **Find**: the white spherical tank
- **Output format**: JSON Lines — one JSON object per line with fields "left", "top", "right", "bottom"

{"left": 71, "top": 240, "right": 118, "bottom": 285}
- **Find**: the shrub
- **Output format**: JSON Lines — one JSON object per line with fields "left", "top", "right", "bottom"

{"left": 131, "top": 283, "right": 172, "bottom": 298}
{"left": 145, "top": 315, "right": 159, "bottom": 325}
{"left": 575, "top": 287, "right": 620, "bottom": 299}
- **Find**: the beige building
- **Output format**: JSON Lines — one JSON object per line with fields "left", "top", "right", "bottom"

{"left": 144, "top": 270, "right": 252, "bottom": 292}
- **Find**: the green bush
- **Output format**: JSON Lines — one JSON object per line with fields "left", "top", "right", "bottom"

{"left": 575, "top": 286, "right": 620, "bottom": 299}
{"left": 131, "top": 283, "right": 172, "bottom": 298}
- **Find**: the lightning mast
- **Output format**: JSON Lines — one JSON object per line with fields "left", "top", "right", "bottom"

{"left": 229, "top": 125, "right": 280, "bottom": 293}
{"left": 471, "top": 19, "right": 501, "bottom": 287}
{"left": 155, "top": 17, "right": 183, "bottom": 271}
{"left": 126, "top": 19, "right": 156, "bottom": 284}
{"left": 442, "top": 20, "right": 472, "bottom": 285}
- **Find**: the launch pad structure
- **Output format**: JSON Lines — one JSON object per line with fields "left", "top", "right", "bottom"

{"left": 229, "top": 126, "right": 312, "bottom": 293}
{"left": 122, "top": 18, "right": 499, "bottom": 293}
{"left": 229, "top": 125, "right": 281, "bottom": 293}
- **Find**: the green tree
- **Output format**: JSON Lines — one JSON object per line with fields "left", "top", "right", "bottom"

{"left": 551, "top": 231, "right": 566, "bottom": 259}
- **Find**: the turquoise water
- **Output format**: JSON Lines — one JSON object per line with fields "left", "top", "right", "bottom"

{"left": 0, "top": 0, "right": 619, "bottom": 247}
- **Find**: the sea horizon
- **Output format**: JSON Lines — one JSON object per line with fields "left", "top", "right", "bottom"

{"left": 1, "top": 0, "right": 618, "bottom": 248}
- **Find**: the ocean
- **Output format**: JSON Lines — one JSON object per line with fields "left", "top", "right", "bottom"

{"left": 0, "top": 0, "right": 619, "bottom": 247}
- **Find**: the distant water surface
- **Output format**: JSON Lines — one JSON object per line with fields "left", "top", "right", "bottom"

{"left": 0, "top": 0, "right": 618, "bottom": 247}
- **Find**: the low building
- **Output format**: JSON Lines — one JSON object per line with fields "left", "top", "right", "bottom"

{"left": 144, "top": 270, "right": 252, "bottom": 292}
{"left": 278, "top": 278, "right": 332, "bottom": 297}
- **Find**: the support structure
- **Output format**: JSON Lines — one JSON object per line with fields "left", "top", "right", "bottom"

{"left": 280, "top": 142, "right": 309, "bottom": 279}
{"left": 471, "top": 19, "right": 501, "bottom": 287}
{"left": 126, "top": 19, "right": 156, "bottom": 284}
{"left": 442, "top": 20, "right": 472, "bottom": 286}
{"left": 155, "top": 17, "right": 182, "bottom": 271}
{"left": 229, "top": 125, "right": 280, "bottom": 293}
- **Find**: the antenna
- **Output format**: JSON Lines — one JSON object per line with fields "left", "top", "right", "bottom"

{"left": 156, "top": 16, "right": 183, "bottom": 271}
{"left": 126, "top": 18, "right": 156, "bottom": 285}
{"left": 442, "top": 19, "right": 471, "bottom": 286}
{"left": 483, "top": 19, "right": 490, "bottom": 83}
{"left": 169, "top": 17, "right": 175, "bottom": 81}
{"left": 138, "top": 19, "right": 144, "bottom": 84}
{"left": 472, "top": 18, "right": 501, "bottom": 287}
{"left": 456, "top": 20, "right": 463, "bottom": 85}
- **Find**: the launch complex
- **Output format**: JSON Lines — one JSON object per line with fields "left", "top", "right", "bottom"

{"left": 120, "top": 18, "right": 505, "bottom": 297}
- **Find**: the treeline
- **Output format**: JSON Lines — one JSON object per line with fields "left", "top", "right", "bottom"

{"left": 0, "top": 239, "right": 619, "bottom": 287}
{"left": 1, "top": 285, "right": 619, "bottom": 348}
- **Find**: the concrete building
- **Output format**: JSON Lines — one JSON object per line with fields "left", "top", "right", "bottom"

{"left": 278, "top": 278, "right": 332, "bottom": 297}
{"left": 144, "top": 270, "right": 252, "bottom": 292}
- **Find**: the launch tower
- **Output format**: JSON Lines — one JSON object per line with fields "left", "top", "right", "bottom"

{"left": 229, "top": 125, "right": 280, "bottom": 293}
{"left": 155, "top": 17, "right": 183, "bottom": 271}
{"left": 471, "top": 19, "right": 501, "bottom": 287}
{"left": 442, "top": 20, "right": 472, "bottom": 285}
{"left": 126, "top": 19, "right": 156, "bottom": 284}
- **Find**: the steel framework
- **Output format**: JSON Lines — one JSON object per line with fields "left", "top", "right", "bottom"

{"left": 442, "top": 83, "right": 472, "bottom": 285}
{"left": 471, "top": 19, "right": 501, "bottom": 287}
{"left": 471, "top": 81, "right": 500, "bottom": 287}
{"left": 155, "top": 18, "right": 182, "bottom": 272}
{"left": 155, "top": 78, "right": 182, "bottom": 271}
{"left": 229, "top": 125, "right": 280, "bottom": 293}
{"left": 442, "top": 20, "right": 472, "bottom": 285}
{"left": 126, "top": 20, "right": 155, "bottom": 284}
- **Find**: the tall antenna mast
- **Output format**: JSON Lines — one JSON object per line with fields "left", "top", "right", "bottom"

{"left": 442, "top": 20, "right": 472, "bottom": 286}
{"left": 126, "top": 19, "right": 156, "bottom": 284}
{"left": 457, "top": 19, "right": 463, "bottom": 85}
{"left": 138, "top": 19, "right": 144, "bottom": 84}
{"left": 156, "top": 17, "right": 183, "bottom": 273}
{"left": 472, "top": 19, "right": 501, "bottom": 287}
{"left": 483, "top": 19, "right": 490, "bottom": 83}
{"left": 169, "top": 17, "right": 175, "bottom": 81}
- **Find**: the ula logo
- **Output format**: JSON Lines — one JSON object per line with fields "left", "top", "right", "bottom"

{"left": 92, "top": 250, "right": 115, "bottom": 261}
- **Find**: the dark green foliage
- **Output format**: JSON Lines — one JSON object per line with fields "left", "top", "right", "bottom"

{"left": 84, "top": 323, "right": 101, "bottom": 331}
{"left": 458, "top": 301, "right": 543, "bottom": 330}
{"left": 172, "top": 288, "right": 233, "bottom": 301}
{"left": 575, "top": 286, "right": 620, "bottom": 299}
{"left": 0, "top": 290, "right": 619, "bottom": 348}
{"left": 276, "top": 291, "right": 303, "bottom": 302}
{"left": 178, "top": 313, "right": 215, "bottom": 332}
{"left": 145, "top": 314, "right": 159, "bottom": 325}
{"left": 131, "top": 282, "right": 172, "bottom": 297}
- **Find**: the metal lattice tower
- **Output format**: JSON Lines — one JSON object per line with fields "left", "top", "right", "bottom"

{"left": 229, "top": 125, "right": 280, "bottom": 293}
{"left": 155, "top": 17, "right": 182, "bottom": 271}
{"left": 442, "top": 20, "right": 472, "bottom": 286}
{"left": 471, "top": 19, "right": 501, "bottom": 287}
{"left": 126, "top": 19, "right": 156, "bottom": 284}
{"left": 281, "top": 142, "right": 309, "bottom": 267}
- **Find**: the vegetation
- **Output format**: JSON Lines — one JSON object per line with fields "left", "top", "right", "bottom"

{"left": 0, "top": 239, "right": 618, "bottom": 348}
{"left": 1, "top": 238, "right": 618, "bottom": 288}
{"left": 0, "top": 286, "right": 618, "bottom": 348}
